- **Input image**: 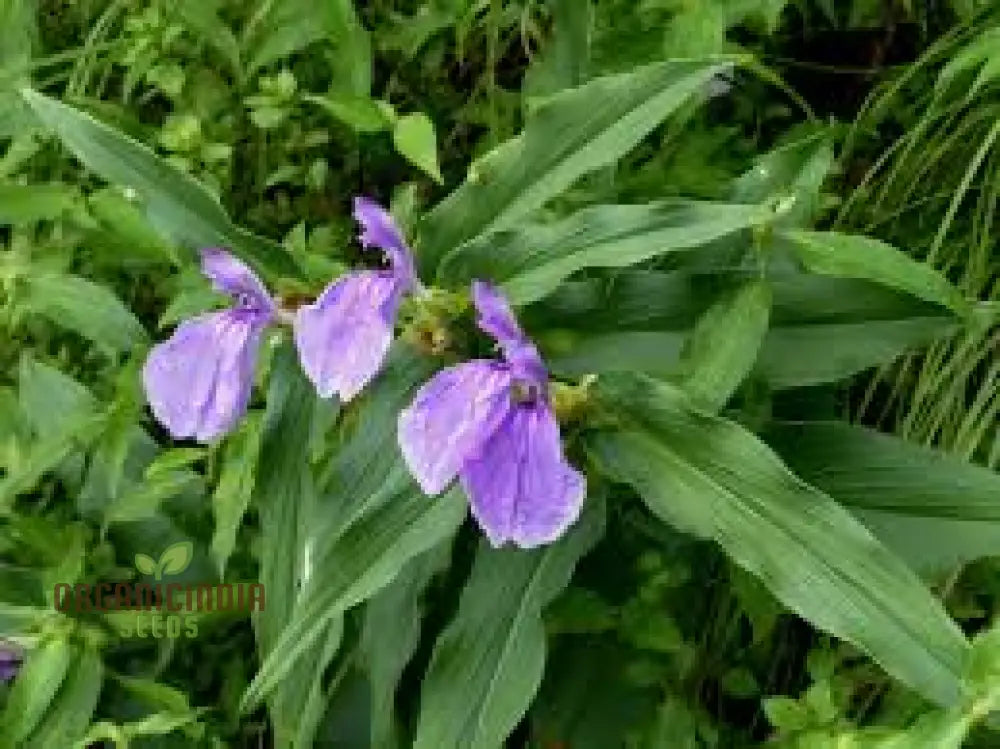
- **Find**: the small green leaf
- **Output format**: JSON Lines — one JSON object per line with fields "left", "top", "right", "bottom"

{"left": 211, "top": 414, "right": 263, "bottom": 576}
{"left": 763, "top": 696, "right": 810, "bottom": 732}
{"left": 306, "top": 94, "right": 393, "bottom": 133}
{"left": 0, "top": 183, "right": 79, "bottom": 225}
{"left": 134, "top": 553, "right": 157, "bottom": 576}
{"left": 393, "top": 112, "right": 442, "bottom": 183}
{"left": 23, "top": 274, "right": 147, "bottom": 354}
{"left": 157, "top": 541, "right": 194, "bottom": 576}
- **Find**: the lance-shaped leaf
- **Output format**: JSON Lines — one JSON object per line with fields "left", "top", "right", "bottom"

{"left": 437, "top": 200, "right": 768, "bottom": 306}
{"left": 587, "top": 374, "right": 968, "bottom": 706}
{"left": 20, "top": 89, "right": 299, "bottom": 281}
{"left": 418, "top": 58, "right": 730, "bottom": 271}
{"left": 24, "top": 646, "right": 103, "bottom": 748}
{"left": 530, "top": 269, "right": 957, "bottom": 389}
{"left": 413, "top": 495, "right": 604, "bottom": 749}
{"left": 241, "top": 482, "right": 466, "bottom": 713}
{"left": 779, "top": 230, "right": 970, "bottom": 317}
{"left": 23, "top": 274, "right": 147, "bottom": 354}
{"left": 252, "top": 343, "right": 336, "bottom": 746}
{"left": 361, "top": 543, "right": 451, "bottom": 747}
{"left": 766, "top": 421, "right": 1000, "bottom": 575}
{"left": 676, "top": 279, "right": 771, "bottom": 411}
{"left": 0, "top": 635, "right": 72, "bottom": 743}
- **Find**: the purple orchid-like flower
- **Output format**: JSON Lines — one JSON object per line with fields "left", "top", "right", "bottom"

{"left": 143, "top": 248, "right": 276, "bottom": 443}
{"left": 0, "top": 642, "right": 22, "bottom": 682}
{"left": 398, "top": 281, "right": 585, "bottom": 548}
{"left": 294, "top": 197, "right": 417, "bottom": 401}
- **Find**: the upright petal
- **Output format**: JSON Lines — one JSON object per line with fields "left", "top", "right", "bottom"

{"left": 142, "top": 310, "right": 262, "bottom": 442}
{"left": 294, "top": 271, "right": 401, "bottom": 401}
{"left": 354, "top": 197, "right": 407, "bottom": 254}
{"left": 472, "top": 279, "right": 524, "bottom": 348}
{"left": 460, "top": 401, "right": 585, "bottom": 548}
{"left": 200, "top": 248, "right": 275, "bottom": 314}
{"left": 472, "top": 280, "right": 547, "bottom": 385}
{"left": 353, "top": 197, "right": 416, "bottom": 289}
{"left": 398, "top": 361, "right": 513, "bottom": 495}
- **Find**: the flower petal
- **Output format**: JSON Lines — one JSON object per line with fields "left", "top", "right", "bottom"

{"left": 294, "top": 271, "right": 401, "bottom": 401}
{"left": 354, "top": 197, "right": 407, "bottom": 253}
{"left": 200, "top": 248, "right": 274, "bottom": 313}
{"left": 353, "top": 197, "right": 416, "bottom": 289}
{"left": 398, "top": 360, "right": 513, "bottom": 495}
{"left": 460, "top": 401, "right": 585, "bottom": 548}
{"left": 472, "top": 279, "right": 547, "bottom": 385}
{"left": 472, "top": 279, "right": 524, "bottom": 348}
{"left": 142, "top": 310, "right": 262, "bottom": 442}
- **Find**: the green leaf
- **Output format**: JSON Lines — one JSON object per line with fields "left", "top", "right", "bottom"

{"left": 175, "top": 0, "right": 241, "bottom": 75}
{"left": 731, "top": 125, "right": 834, "bottom": 227}
{"left": 251, "top": 343, "right": 331, "bottom": 746}
{"left": 133, "top": 553, "right": 156, "bottom": 576}
{"left": 246, "top": 0, "right": 326, "bottom": 74}
{"left": 677, "top": 279, "right": 771, "bottom": 411}
{"left": 24, "top": 646, "right": 103, "bottom": 749}
{"left": 413, "top": 496, "right": 604, "bottom": 749}
{"left": 0, "top": 183, "right": 79, "bottom": 225}
{"left": 587, "top": 374, "right": 968, "bottom": 706}
{"left": 102, "top": 468, "right": 202, "bottom": 525}
{"left": 767, "top": 422, "right": 1000, "bottom": 575}
{"left": 241, "top": 482, "right": 466, "bottom": 714}
{"left": 17, "top": 358, "right": 97, "bottom": 434}
{"left": 779, "top": 230, "right": 970, "bottom": 317}
{"left": 23, "top": 273, "right": 147, "bottom": 354}
{"left": 437, "top": 200, "right": 768, "bottom": 305}
{"left": 305, "top": 93, "right": 393, "bottom": 133}
{"left": 361, "top": 544, "right": 450, "bottom": 747}
{"left": 393, "top": 112, "right": 442, "bottom": 183}
{"left": 20, "top": 89, "right": 298, "bottom": 281}
{"left": 0, "top": 636, "right": 72, "bottom": 743}
{"left": 532, "top": 270, "right": 956, "bottom": 389}
{"left": 418, "top": 58, "right": 730, "bottom": 271}
{"left": 210, "top": 414, "right": 263, "bottom": 576}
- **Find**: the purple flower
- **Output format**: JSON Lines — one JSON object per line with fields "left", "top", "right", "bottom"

{"left": 398, "top": 281, "right": 585, "bottom": 548}
{"left": 0, "top": 643, "right": 22, "bottom": 682}
{"left": 143, "top": 248, "right": 275, "bottom": 442}
{"left": 294, "top": 197, "right": 417, "bottom": 401}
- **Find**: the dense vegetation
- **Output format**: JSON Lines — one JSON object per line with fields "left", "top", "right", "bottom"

{"left": 1, "top": 0, "right": 999, "bottom": 746}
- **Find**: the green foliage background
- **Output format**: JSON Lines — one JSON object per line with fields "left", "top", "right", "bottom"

{"left": 0, "top": 0, "right": 999, "bottom": 747}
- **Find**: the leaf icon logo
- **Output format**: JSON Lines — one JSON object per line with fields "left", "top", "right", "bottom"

{"left": 134, "top": 541, "right": 194, "bottom": 581}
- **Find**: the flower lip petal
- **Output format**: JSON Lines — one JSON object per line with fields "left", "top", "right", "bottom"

{"left": 142, "top": 310, "right": 262, "bottom": 443}
{"left": 200, "top": 248, "right": 275, "bottom": 316}
{"left": 460, "top": 400, "right": 585, "bottom": 548}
